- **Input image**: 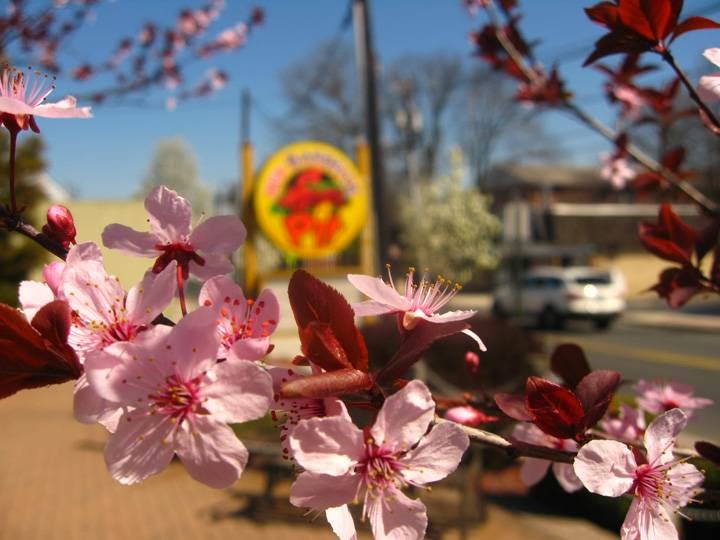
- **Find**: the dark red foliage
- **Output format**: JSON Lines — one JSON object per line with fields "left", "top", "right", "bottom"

{"left": 696, "top": 441, "right": 720, "bottom": 466}
{"left": 639, "top": 205, "right": 720, "bottom": 307}
{"left": 0, "top": 301, "right": 82, "bottom": 400}
{"left": 632, "top": 146, "right": 694, "bottom": 192}
{"left": 550, "top": 343, "right": 591, "bottom": 389}
{"left": 583, "top": 0, "right": 720, "bottom": 65}
{"left": 639, "top": 203, "right": 698, "bottom": 265}
{"left": 288, "top": 270, "right": 368, "bottom": 373}
{"left": 525, "top": 377, "right": 585, "bottom": 440}
{"left": 496, "top": 366, "right": 621, "bottom": 441}
{"left": 515, "top": 68, "right": 570, "bottom": 106}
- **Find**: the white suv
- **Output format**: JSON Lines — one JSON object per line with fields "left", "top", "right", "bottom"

{"left": 492, "top": 266, "right": 626, "bottom": 330}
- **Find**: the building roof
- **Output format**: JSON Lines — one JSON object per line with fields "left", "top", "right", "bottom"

{"left": 488, "top": 163, "right": 604, "bottom": 190}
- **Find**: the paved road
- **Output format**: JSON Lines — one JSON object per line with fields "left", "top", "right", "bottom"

{"left": 535, "top": 321, "right": 720, "bottom": 443}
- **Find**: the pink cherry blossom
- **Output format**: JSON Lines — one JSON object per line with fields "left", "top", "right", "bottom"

{"left": 198, "top": 275, "right": 279, "bottom": 361}
{"left": 610, "top": 84, "right": 647, "bottom": 120}
{"left": 512, "top": 423, "right": 582, "bottom": 493}
{"left": 84, "top": 307, "right": 273, "bottom": 488}
{"left": 0, "top": 66, "right": 91, "bottom": 132}
{"left": 102, "top": 186, "right": 246, "bottom": 282}
{"left": 289, "top": 379, "right": 469, "bottom": 540}
{"left": 574, "top": 409, "right": 705, "bottom": 540}
{"left": 600, "top": 153, "right": 635, "bottom": 190}
{"left": 600, "top": 404, "right": 646, "bottom": 441}
{"left": 634, "top": 379, "right": 713, "bottom": 419}
{"left": 698, "top": 48, "right": 720, "bottom": 103}
{"left": 347, "top": 267, "right": 486, "bottom": 351}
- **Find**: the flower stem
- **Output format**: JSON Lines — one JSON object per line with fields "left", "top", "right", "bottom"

{"left": 176, "top": 264, "right": 188, "bottom": 316}
{"left": 8, "top": 127, "right": 19, "bottom": 214}
{"left": 661, "top": 49, "right": 720, "bottom": 133}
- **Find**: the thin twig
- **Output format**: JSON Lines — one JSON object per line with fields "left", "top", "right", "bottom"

{"left": 0, "top": 205, "right": 68, "bottom": 260}
{"left": 482, "top": 1, "right": 719, "bottom": 216}
{"left": 434, "top": 417, "right": 576, "bottom": 464}
{"left": 662, "top": 49, "right": 720, "bottom": 132}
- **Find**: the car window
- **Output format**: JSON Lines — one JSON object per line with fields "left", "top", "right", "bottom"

{"left": 574, "top": 274, "right": 611, "bottom": 286}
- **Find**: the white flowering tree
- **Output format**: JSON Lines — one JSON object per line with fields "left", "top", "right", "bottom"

{"left": 398, "top": 148, "right": 501, "bottom": 282}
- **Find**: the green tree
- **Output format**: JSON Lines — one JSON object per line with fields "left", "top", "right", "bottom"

{"left": 138, "top": 138, "right": 212, "bottom": 215}
{"left": 0, "top": 134, "right": 48, "bottom": 305}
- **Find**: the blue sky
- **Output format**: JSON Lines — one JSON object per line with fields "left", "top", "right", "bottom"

{"left": 22, "top": 0, "right": 720, "bottom": 199}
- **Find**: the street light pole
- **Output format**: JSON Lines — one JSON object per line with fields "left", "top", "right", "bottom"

{"left": 353, "top": 0, "right": 386, "bottom": 272}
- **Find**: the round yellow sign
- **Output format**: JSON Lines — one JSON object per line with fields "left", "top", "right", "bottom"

{"left": 253, "top": 141, "right": 368, "bottom": 259}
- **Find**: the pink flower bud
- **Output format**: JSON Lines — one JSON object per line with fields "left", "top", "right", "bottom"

{"left": 445, "top": 405, "right": 498, "bottom": 426}
{"left": 464, "top": 350, "right": 480, "bottom": 373}
{"left": 42, "top": 205, "right": 76, "bottom": 249}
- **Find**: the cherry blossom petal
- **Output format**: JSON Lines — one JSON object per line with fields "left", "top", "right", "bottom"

{"left": 158, "top": 307, "right": 220, "bottom": 378}
{"left": 18, "top": 280, "right": 55, "bottom": 320}
{"left": 368, "top": 488, "right": 428, "bottom": 540}
{"left": 347, "top": 274, "right": 412, "bottom": 312}
{"left": 644, "top": 408, "right": 687, "bottom": 466}
{"left": 104, "top": 411, "right": 175, "bottom": 485}
{"left": 145, "top": 186, "right": 192, "bottom": 242}
{"left": 189, "top": 252, "right": 234, "bottom": 280}
{"left": 419, "top": 309, "right": 475, "bottom": 324}
{"left": 400, "top": 421, "right": 469, "bottom": 484}
{"left": 101, "top": 224, "right": 159, "bottom": 256}
{"left": 666, "top": 463, "right": 705, "bottom": 508}
{"left": 289, "top": 471, "right": 361, "bottom": 509}
{"left": 370, "top": 379, "right": 434, "bottom": 451}
{"left": 190, "top": 215, "right": 246, "bottom": 252}
{"left": 574, "top": 440, "right": 636, "bottom": 497}
{"left": 73, "top": 374, "right": 122, "bottom": 432}
{"left": 620, "top": 498, "right": 678, "bottom": 540}
{"left": 203, "top": 359, "right": 272, "bottom": 424}
{"left": 289, "top": 416, "right": 365, "bottom": 475}
{"left": 62, "top": 260, "right": 125, "bottom": 322}
{"left": 552, "top": 462, "right": 583, "bottom": 493}
{"left": 325, "top": 505, "right": 357, "bottom": 540}
{"left": 198, "top": 275, "right": 245, "bottom": 307}
{"left": 125, "top": 263, "right": 176, "bottom": 325}
{"left": 32, "top": 96, "right": 92, "bottom": 118}
{"left": 175, "top": 418, "right": 248, "bottom": 488}
{"left": 520, "top": 458, "right": 551, "bottom": 487}
{"left": 704, "top": 47, "right": 720, "bottom": 69}
{"left": 0, "top": 96, "right": 35, "bottom": 115}
{"left": 85, "top": 326, "right": 171, "bottom": 403}
{"left": 227, "top": 337, "right": 271, "bottom": 361}
{"left": 66, "top": 241, "right": 104, "bottom": 264}
{"left": 351, "top": 300, "right": 397, "bottom": 317}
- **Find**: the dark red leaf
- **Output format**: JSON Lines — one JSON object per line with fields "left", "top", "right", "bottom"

{"left": 695, "top": 441, "right": 720, "bottom": 466}
{"left": 585, "top": 2, "right": 621, "bottom": 28}
{"left": 494, "top": 392, "right": 533, "bottom": 421}
{"left": 671, "top": 16, "right": 720, "bottom": 42}
{"left": 0, "top": 302, "right": 81, "bottom": 400}
{"left": 661, "top": 146, "right": 685, "bottom": 171}
{"left": 550, "top": 343, "right": 592, "bottom": 389}
{"left": 525, "top": 376, "right": 585, "bottom": 440}
{"left": 300, "top": 322, "right": 353, "bottom": 372}
{"left": 650, "top": 266, "right": 705, "bottom": 308}
{"left": 639, "top": 225, "right": 692, "bottom": 264}
{"left": 375, "top": 319, "right": 469, "bottom": 383}
{"left": 288, "top": 270, "right": 368, "bottom": 372}
{"left": 279, "top": 368, "right": 373, "bottom": 399}
{"left": 619, "top": 0, "right": 677, "bottom": 42}
{"left": 575, "top": 370, "right": 621, "bottom": 430}
{"left": 584, "top": 30, "right": 655, "bottom": 66}
{"left": 696, "top": 217, "right": 720, "bottom": 262}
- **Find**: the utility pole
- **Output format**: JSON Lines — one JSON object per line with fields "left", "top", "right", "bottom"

{"left": 353, "top": 0, "right": 386, "bottom": 272}
{"left": 238, "top": 88, "right": 259, "bottom": 296}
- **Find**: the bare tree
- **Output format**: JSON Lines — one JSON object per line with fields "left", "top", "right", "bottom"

{"left": 384, "top": 53, "right": 463, "bottom": 180}
{"left": 454, "top": 66, "right": 561, "bottom": 188}
{"left": 276, "top": 41, "right": 363, "bottom": 154}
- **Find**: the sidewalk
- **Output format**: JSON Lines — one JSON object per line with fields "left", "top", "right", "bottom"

{"left": 0, "top": 383, "right": 615, "bottom": 540}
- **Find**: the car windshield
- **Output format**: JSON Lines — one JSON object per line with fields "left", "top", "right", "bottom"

{"left": 574, "top": 274, "right": 612, "bottom": 286}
